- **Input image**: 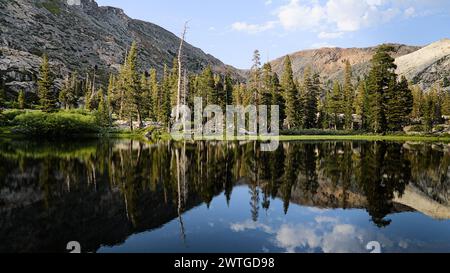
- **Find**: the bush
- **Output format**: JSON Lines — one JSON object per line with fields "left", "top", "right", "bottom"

{"left": 1, "top": 109, "right": 26, "bottom": 125}
{"left": 409, "top": 125, "right": 425, "bottom": 132}
{"left": 13, "top": 111, "right": 99, "bottom": 136}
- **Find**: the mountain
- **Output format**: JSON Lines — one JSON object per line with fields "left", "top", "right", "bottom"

{"left": 270, "top": 41, "right": 450, "bottom": 90}
{"left": 395, "top": 39, "right": 450, "bottom": 89}
{"left": 0, "top": 0, "right": 242, "bottom": 96}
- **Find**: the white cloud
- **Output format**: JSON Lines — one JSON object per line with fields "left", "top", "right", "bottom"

{"left": 232, "top": 0, "right": 444, "bottom": 36}
{"left": 231, "top": 21, "right": 277, "bottom": 34}
{"left": 277, "top": 0, "right": 325, "bottom": 30}
{"left": 230, "top": 220, "right": 274, "bottom": 233}
{"left": 404, "top": 7, "right": 416, "bottom": 18}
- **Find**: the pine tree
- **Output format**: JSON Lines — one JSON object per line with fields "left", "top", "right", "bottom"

{"left": 271, "top": 73, "right": 285, "bottom": 123}
{"left": 303, "top": 68, "right": 319, "bottom": 129}
{"left": 123, "top": 42, "right": 143, "bottom": 129}
{"left": 411, "top": 86, "right": 424, "bottom": 120}
{"left": 329, "top": 81, "right": 342, "bottom": 130}
{"left": 224, "top": 73, "right": 234, "bottom": 107}
{"left": 443, "top": 77, "right": 450, "bottom": 88}
{"left": 423, "top": 95, "right": 434, "bottom": 132}
{"left": 38, "top": 54, "right": 56, "bottom": 112}
{"left": 281, "top": 56, "right": 299, "bottom": 129}
{"left": 261, "top": 63, "right": 274, "bottom": 107}
{"left": 199, "top": 66, "right": 216, "bottom": 105}
{"left": 169, "top": 58, "right": 179, "bottom": 107}
{"left": 321, "top": 89, "right": 331, "bottom": 129}
{"left": 355, "top": 80, "right": 370, "bottom": 130}
{"left": 343, "top": 61, "right": 354, "bottom": 130}
{"left": 249, "top": 50, "right": 261, "bottom": 105}
{"left": 367, "top": 45, "right": 397, "bottom": 133}
{"left": 59, "top": 75, "right": 69, "bottom": 109}
{"left": 397, "top": 76, "right": 413, "bottom": 127}
{"left": 443, "top": 89, "right": 450, "bottom": 116}
{"left": 149, "top": 68, "right": 159, "bottom": 121}
{"left": 160, "top": 64, "right": 172, "bottom": 125}
{"left": 18, "top": 90, "right": 25, "bottom": 109}
{"left": 96, "top": 88, "right": 111, "bottom": 128}
{"left": 214, "top": 74, "right": 225, "bottom": 107}
{"left": 385, "top": 77, "right": 403, "bottom": 131}
{"left": 106, "top": 74, "right": 114, "bottom": 107}
{"left": 140, "top": 72, "right": 151, "bottom": 120}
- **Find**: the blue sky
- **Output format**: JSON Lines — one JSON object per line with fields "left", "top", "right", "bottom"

{"left": 96, "top": 0, "right": 450, "bottom": 69}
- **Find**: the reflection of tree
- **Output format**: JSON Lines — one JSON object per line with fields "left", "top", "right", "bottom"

{"left": 2, "top": 135, "right": 447, "bottom": 252}
{"left": 299, "top": 144, "right": 319, "bottom": 198}
{"left": 281, "top": 143, "right": 297, "bottom": 214}
{"left": 359, "top": 142, "right": 410, "bottom": 227}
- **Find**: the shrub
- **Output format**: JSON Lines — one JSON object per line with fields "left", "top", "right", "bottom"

{"left": 40, "top": 0, "right": 61, "bottom": 15}
{"left": 1, "top": 109, "right": 26, "bottom": 125}
{"left": 13, "top": 111, "right": 99, "bottom": 136}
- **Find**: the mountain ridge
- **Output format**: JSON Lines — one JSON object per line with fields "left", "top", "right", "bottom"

{"left": 0, "top": 0, "right": 243, "bottom": 96}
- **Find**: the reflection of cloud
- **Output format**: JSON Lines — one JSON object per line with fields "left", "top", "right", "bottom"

{"left": 231, "top": 216, "right": 397, "bottom": 253}
{"left": 276, "top": 224, "right": 321, "bottom": 253}
{"left": 315, "top": 216, "right": 338, "bottom": 224}
{"left": 230, "top": 220, "right": 273, "bottom": 233}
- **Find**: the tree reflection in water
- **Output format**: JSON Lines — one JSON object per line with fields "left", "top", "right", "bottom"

{"left": 0, "top": 139, "right": 449, "bottom": 252}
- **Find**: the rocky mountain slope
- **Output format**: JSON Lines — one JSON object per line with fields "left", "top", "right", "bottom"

{"left": 395, "top": 39, "right": 450, "bottom": 89}
{"left": 270, "top": 44, "right": 420, "bottom": 84}
{"left": 0, "top": 0, "right": 241, "bottom": 96}
{"left": 270, "top": 40, "right": 450, "bottom": 91}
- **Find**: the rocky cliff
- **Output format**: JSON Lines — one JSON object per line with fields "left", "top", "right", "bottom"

{"left": 0, "top": 0, "right": 241, "bottom": 97}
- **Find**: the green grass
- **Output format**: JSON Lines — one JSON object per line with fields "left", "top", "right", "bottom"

{"left": 39, "top": 0, "right": 61, "bottom": 15}
{"left": 277, "top": 135, "right": 450, "bottom": 142}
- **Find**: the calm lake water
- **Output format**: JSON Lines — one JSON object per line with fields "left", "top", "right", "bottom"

{"left": 0, "top": 139, "right": 449, "bottom": 253}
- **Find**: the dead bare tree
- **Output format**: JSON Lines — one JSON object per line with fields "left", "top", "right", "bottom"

{"left": 176, "top": 21, "right": 189, "bottom": 122}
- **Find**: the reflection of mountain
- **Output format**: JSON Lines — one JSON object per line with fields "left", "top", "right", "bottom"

{"left": 0, "top": 139, "right": 449, "bottom": 252}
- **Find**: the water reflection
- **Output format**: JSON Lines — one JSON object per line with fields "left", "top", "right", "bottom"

{"left": 0, "top": 139, "right": 449, "bottom": 253}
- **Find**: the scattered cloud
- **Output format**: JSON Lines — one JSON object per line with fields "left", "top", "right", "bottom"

{"left": 231, "top": 0, "right": 445, "bottom": 37}
{"left": 231, "top": 21, "right": 277, "bottom": 34}
{"left": 231, "top": 216, "right": 399, "bottom": 253}
{"left": 230, "top": 220, "right": 274, "bottom": 233}
{"left": 404, "top": 7, "right": 416, "bottom": 18}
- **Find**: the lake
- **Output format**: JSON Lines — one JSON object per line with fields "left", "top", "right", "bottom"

{"left": 0, "top": 139, "right": 449, "bottom": 253}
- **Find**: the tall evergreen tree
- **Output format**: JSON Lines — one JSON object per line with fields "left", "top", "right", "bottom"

{"left": 160, "top": 64, "right": 172, "bottom": 125}
{"left": 123, "top": 42, "right": 143, "bottom": 129}
{"left": 281, "top": 55, "right": 299, "bottom": 129}
{"left": 411, "top": 86, "right": 424, "bottom": 120}
{"left": 198, "top": 66, "right": 216, "bottom": 105}
{"left": 354, "top": 80, "right": 370, "bottom": 130}
{"left": 140, "top": 72, "right": 151, "bottom": 120}
{"left": 303, "top": 68, "right": 318, "bottom": 129}
{"left": 18, "top": 90, "right": 25, "bottom": 109}
{"left": 38, "top": 54, "right": 56, "bottom": 112}
{"left": 343, "top": 61, "right": 354, "bottom": 130}
{"left": 367, "top": 45, "right": 397, "bottom": 133}
{"left": 149, "top": 68, "right": 159, "bottom": 121}
{"left": 328, "top": 81, "right": 342, "bottom": 130}
{"left": 249, "top": 50, "right": 262, "bottom": 105}
{"left": 223, "top": 73, "right": 234, "bottom": 107}
{"left": 96, "top": 88, "right": 111, "bottom": 127}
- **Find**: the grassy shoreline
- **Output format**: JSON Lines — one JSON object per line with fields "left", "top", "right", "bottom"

{"left": 1, "top": 126, "right": 450, "bottom": 143}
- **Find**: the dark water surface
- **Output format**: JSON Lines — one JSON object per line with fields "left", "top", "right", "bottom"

{"left": 0, "top": 139, "right": 449, "bottom": 253}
